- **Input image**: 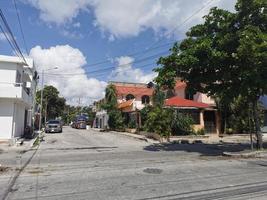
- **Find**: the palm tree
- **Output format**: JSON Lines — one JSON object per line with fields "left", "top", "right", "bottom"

{"left": 104, "top": 84, "right": 117, "bottom": 110}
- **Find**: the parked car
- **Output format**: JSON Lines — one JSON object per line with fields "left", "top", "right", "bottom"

{"left": 262, "top": 126, "right": 267, "bottom": 141}
{"left": 45, "top": 120, "right": 63, "bottom": 133}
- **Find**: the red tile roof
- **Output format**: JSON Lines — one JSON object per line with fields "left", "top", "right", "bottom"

{"left": 115, "top": 85, "right": 153, "bottom": 96}
{"left": 164, "top": 96, "right": 210, "bottom": 108}
{"left": 118, "top": 99, "right": 134, "bottom": 109}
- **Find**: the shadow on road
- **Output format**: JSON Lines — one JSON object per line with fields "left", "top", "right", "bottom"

{"left": 143, "top": 142, "right": 267, "bottom": 156}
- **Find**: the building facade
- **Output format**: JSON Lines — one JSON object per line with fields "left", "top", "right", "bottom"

{"left": 0, "top": 55, "right": 37, "bottom": 141}
{"left": 164, "top": 80, "right": 220, "bottom": 134}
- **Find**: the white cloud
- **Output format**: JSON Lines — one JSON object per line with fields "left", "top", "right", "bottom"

{"left": 110, "top": 56, "right": 157, "bottom": 83}
{"left": 73, "top": 22, "right": 81, "bottom": 28}
{"left": 0, "top": 33, "right": 6, "bottom": 41}
{"left": 91, "top": 0, "right": 237, "bottom": 38}
{"left": 24, "top": 0, "right": 90, "bottom": 24}
{"left": 24, "top": 0, "right": 237, "bottom": 38}
{"left": 30, "top": 45, "right": 107, "bottom": 105}
{"left": 61, "top": 29, "right": 84, "bottom": 39}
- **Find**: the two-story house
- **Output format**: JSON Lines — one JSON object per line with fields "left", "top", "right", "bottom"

{"left": 94, "top": 81, "right": 153, "bottom": 129}
{"left": 0, "top": 55, "right": 38, "bottom": 142}
{"left": 164, "top": 80, "right": 220, "bottom": 134}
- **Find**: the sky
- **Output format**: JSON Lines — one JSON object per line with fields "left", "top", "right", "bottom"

{"left": 0, "top": 0, "right": 237, "bottom": 105}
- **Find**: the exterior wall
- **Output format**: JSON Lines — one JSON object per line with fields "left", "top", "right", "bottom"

{"left": 95, "top": 110, "right": 109, "bottom": 129}
{"left": 0, "top": 100, "right": 27, "bottom": 139}
{"left": 0, "top": 62, "right": 17, "bottom": 84}
{"left": 174, "top": 88, "right": 185, "bottom": 98}
{"left": 0, "top": 100, "right": 14, "bottom": 139}
{"left": 194, "top": 93, "right": 215, "bottom": 105}
{"left": 0, "top": 56, "right": 36, "bottom": 140}
{"left": 118, "top": 96, "right": 152, "bottom": 111}
{"left": 174, "top": 87, "right": 215, "bottom": 105}
{"left": 14, "top": 103, "right": 26, "bottom": 138}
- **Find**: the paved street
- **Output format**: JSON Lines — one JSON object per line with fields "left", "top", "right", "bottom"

{"left": 1, "top": 127, "right": 267, "bottom": 200}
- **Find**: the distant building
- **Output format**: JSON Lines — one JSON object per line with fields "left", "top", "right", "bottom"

{"left": 94, "top": 80, "right": 221, "bottom": 134}
{"left": 0, "top": 55, "right": 38, "bottom": 142}
{"left": 113, "top": 81, "right": 154, "bottom": 111}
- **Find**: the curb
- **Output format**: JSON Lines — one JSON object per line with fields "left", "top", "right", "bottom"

{"left": 109, "top": 131, "right": 158, "bottom": 144}
{"left": 222, "top": 150, "right": 267, "bottom": 158}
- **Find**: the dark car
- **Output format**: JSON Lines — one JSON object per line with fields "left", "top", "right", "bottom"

{"left": 45, "top": 120, "right": 62, "bottom": 133}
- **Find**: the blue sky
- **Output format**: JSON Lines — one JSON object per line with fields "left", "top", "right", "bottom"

{"left": 0, "top": 0, "right": 236, "bottom": 105}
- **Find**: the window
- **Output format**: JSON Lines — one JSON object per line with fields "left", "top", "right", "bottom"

{"left": 15, "top": 70, "right": 21, "bottom": 86}
{"left": 126, "top": 94, "right": 135, "bottom": 101}
{"left": 141, "top": 95, "right": 150, "bottom": 104}
{"left": 180, "top": 109, "right": 200, "bottom": 124}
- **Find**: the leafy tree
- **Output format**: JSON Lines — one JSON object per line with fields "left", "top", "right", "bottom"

{"left": 102, "top": 84, "right": 117, "bottom": 111}
{"left": 152, "top": 84, "right": 165, "bottom": 107}
{"left": 140, "top": 105, "right": 153, "bottom": 127}
{"left": 156, "top": 0, "right": 267, "bottom": 149}
{"left": 102, "top": 84, "right": 125, "bottom": 130}
{"left": 36, "top": 85, "right": 66, "bottom": 122}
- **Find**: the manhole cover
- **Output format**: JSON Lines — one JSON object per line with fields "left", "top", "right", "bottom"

{"left": 143, "top": 168, "right": 162, "bottom": 174}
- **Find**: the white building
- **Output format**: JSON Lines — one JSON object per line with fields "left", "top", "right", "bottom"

{"left": 0, "top": 55, "right": 37, "bottom": 141}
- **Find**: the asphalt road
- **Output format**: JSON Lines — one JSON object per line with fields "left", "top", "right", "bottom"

{"left": 2, "top": 127, "right": 267, "bottom": 200}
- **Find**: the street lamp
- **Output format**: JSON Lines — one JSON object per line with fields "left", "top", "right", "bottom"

{"left": 38, "top": 66, "right": 58, "bottom": 132}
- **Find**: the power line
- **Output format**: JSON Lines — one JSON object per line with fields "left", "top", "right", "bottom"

{"left": 43, "top": 50, "right": 169, "bottom": 76}
{"left": 44, "top": 62, "right": 156, "bottom": 79}
{"left": 41, "top": 0, "right": 216, "bottom": 75}
{"left": 0, "top": 9, "right": 27, "bottom": 64}
{"left": 13, "top": 0, "right": 29, "bottom": 55}
{"left": 39, "top": 0, "right": 216, "bottom": 81}
{"left": 84, "top": 40, "right": 176, "bottom": 68}
{"left": 142, "top": 0, "right": 216, "bottom": 51}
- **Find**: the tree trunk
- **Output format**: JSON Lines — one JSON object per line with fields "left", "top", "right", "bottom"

{"left": 248, "top": 104, "right": 253, "bottom": 151}
{"left": 252, "top": 100, "right": 263, "bottom": 150}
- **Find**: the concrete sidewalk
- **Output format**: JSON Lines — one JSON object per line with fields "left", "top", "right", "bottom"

{"left": 0, "top": 135, "right": 40, "bottom": 200}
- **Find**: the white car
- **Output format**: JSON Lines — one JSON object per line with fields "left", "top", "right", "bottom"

{"left": 261, "top": 126, "right": 267, "bottom": 141}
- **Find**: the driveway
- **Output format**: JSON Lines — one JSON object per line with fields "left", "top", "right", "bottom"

{"left": 1, "top": 126, "right": 267, "bottom": 200}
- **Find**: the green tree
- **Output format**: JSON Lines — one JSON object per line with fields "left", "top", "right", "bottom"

{"left": 156, "top": 0, "right": 267, "bottom": 149}
{"left": 102, "top": 84, "right": 125, "bottom": 130}
{"left": 36, "top": 85, "right": 66, "bottom": 122}
{"left": 103, "top": 84, "right": 117, "bottom": 111}
{"left": 152, "top": 84, "right": 165, "bottom": 107}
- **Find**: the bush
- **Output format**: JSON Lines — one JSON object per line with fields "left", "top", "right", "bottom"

{"left": 171, "top": 112, "right": 194, "bottom": 135}
{"left": 128, "top": 120, "right": 136, "bottom": 129}
{"left": 108, "top": 110, "right": 125, "bottom": 130}
{"left": 144, "top": 106, "right": 173, "bottom": 137}
{"left": 140, "top": 105, "right": 153, "bottom": 126}
{"left": 193, "top": 128, "right": 205, "bottom": 135}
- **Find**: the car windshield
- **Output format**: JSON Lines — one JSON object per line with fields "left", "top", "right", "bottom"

{"left": 47, "top": 120, "right": 60, "bottom": 124}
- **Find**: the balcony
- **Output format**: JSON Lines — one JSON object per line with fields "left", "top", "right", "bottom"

{"left": 0, "top": 83, "right": 32, "bottom": 106}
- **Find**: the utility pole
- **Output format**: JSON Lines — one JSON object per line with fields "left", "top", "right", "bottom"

{"left": 38, "top": 67, "right": 58, "bottom": 132}
{"left": 38, "top": 69, "right": 44, "bottom": 131}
